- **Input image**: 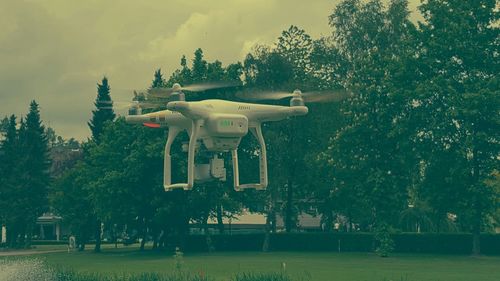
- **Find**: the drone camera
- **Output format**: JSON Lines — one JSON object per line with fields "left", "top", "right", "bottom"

{"left": 170, "top": 91, "right": 186, "bottom": 102}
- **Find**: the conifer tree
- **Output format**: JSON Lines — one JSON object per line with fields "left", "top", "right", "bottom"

{"left": 6, "top": 101, "right": 51, "bottom": 247}
{"left": 88, "top": 77, "right": 115, "bottom": 142}
{"left": 192, "top": 48, "right": 207, "bottom": 82}
{"left": 0, "top": 115, "right": 18, "bottom": 235}
{"left": 88, "top": 77, "right": 115, "bottom": 252}
{"left": 150, "top": 69, "right": 167, "bottom": 89}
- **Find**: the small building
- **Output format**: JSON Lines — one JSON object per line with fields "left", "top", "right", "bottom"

{"left": 35, "top": 213, "right": 64, "bottom": 241}
{"left": 206, "top": 209, "right": 323, "bottom": 233}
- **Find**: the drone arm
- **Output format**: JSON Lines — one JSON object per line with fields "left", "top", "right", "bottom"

{"left": 232, "top": 124, "right": 268, "bottom": 191}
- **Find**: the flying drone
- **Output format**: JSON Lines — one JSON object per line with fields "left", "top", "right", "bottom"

{"left": 124, "top": 82, "right": 348, "bottom": 191}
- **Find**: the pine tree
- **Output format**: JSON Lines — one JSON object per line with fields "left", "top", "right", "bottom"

{"left": 8, "top": 101, "right": 51, "bottom": 247}
{"left": 87, "top": 77, "right": 115, "bottom": 252}
{"left": 150, "top": 69, "right": 167, "bottom": 89}
{"left": 0, "top": 115, "right": 18, "bottom": 231}
{"left": 88, "top": 77, "right": 115, "bottom": 142}
{"left": 192, "top": 48, "right": 207, "bottom": 82}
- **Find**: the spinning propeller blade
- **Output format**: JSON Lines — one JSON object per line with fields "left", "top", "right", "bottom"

{"left": 181, "top": 81, "right": 241, "bottom": 92}
{"left": 147, "top": 81, "right": 241, "bottom": 98}
{"left": 237, "top": 89, "right": 352, "bottom": 103}
{"left": 99, "top": 101, "right": 162, "bottom": 110}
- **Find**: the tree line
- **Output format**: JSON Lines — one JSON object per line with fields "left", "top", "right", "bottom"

{"left": 0, "top": 0, "right": 498, "bottom": 255}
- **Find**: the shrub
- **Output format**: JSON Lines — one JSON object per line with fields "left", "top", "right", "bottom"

{"left": 231, "top": 272, "right": 293, "bottom": 281}
{"left": 182, "top": 232, "right": 500, "bottom": 254}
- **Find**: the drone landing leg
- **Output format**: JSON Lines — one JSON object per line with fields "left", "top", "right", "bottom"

{"left": 163, "top": 127, "right": 181, "bottom": 191}
{"left": 164, "top": 121, "right": 201, "bottom": 191}
{"left": 186, "top": 120, "right": 201, "bottom": 190}
{"left": 231, "top": 124, "right": 268, "bottom": 191}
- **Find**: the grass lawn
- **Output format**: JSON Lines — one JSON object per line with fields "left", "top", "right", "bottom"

{"left": 18, "top": 245, "right": 499, "bottom": 281}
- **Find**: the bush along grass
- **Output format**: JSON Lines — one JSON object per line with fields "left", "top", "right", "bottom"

{"left": 54, "top": 270, "right": 215, "bottom": 281}
{"left": 0, "top": 258, "right": 294, "bottom": 281}
{"left": 231, "top": 272, "right": 293, "bottom": 281}
{"left": 54, "top": 270, "right": 295, "bottom": 281}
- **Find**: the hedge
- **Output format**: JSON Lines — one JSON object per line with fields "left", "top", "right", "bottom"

{"left": 29, "top": 233, "right": 500, "bottom": 255}
{"left": 180, "top": 233, "right": 500, "bottom": 254}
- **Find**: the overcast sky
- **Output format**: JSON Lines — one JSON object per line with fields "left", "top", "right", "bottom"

{"left": 0, "top": 0, "right": 422, "bottom": 141}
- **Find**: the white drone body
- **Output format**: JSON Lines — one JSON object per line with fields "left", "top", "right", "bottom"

{"left": 125, "top": 85, "right": 308, "bottom": 192}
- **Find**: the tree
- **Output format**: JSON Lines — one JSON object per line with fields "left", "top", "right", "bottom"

{"left": 22, "top": 101, "right": 51, "bottom": 245}
{"left": 88, "top": 76, "right": 115, "bottom": 142}
{"left": 86, "top": 76, "right": 116, "bottom": 252}
{"left": 0, "top": 116, "right": 9, "bottom": 134}
{"left": 324, "top": 0, "right": 418, "bottom": 254}
{"left": 0, "top": 115, "right": 18, "bottom": 242}
{"left": 2, "top": 102, "right": 51, "bottom": 247}
{"left": 414, "top": 0, "right": 499, "bottom": 255}
{"left": 151, "top": 69, "right": 167, "bottom": 89}
{"left": 51, "top": 162, "right": 94, "bottom": 251}
{"left": 192, "top": 48, "right": 208, "bottom": 82}
{"left": 276, "top": 25, "right": 314, "bottom": 83}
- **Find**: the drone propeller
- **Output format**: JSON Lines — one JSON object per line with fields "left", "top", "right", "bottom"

{"left": 237, "top": 89, "right": 353, "bottom": 103}
{"left": 99, "top": 101, "right": 162, "bottom": 110}
{"left": 147, "top": 81, "right": 241, "bottom": 98}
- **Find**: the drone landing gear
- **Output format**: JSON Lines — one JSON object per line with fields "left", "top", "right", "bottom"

{"left": 232, "top": 125, "right": 268, "bottom": 191}
{"left": 164, "top": 122, "right": 268, "bottom": 192}
{"left": 164, "top": 120, "right": 208, "bottom": 191}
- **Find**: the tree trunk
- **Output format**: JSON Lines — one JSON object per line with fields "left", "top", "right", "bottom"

{"left": 472, "top": 231, "right": 480, "bottom": 256}
{"left": 216, "top": 203, "right": 225, "bottom": 234}
{"left": 262, "top": 211, "right": 272, "bottom": 252}
{"left": 139, "top": 216, "right": 147, "bottom": 251}
{"left": 25, "top": 223, "right": 33, "bottom": 249}
{"left": 472, "top": 215, "right": 481, "bottom": 256}
{"left": 140, "top": 236, "right": 146, "bottom": 251}
{"left": 324, "top": 211, "right": 334, "bottom": 232}
{"left": 94, "top": 219, "right": 101, "bottom": 253}
{"left": 8, "top": 224, "right": 18, "bottom": 248}
{"left": 78, "top": 235, "right": 86, "bottom": 251}
{"left": 160, "top": 228, "right": 169, "bottom": 250}
{"left": 203, "top": 216, "right": 214, "bottom": 252}
{"left": 285, "top": 179, "right": 294, "bottom": 232}
{"left": 152, "top": 229, "right": 159, "bottom": 250}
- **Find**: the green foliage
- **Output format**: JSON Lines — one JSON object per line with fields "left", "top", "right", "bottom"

{"left": 151, "top": 69, "right": 167, "bottom": 89}
{"left": 374, "top": 223, "right": 395, "bottom": 257}
{"left": 50, "top": 162, "right": 95, "bottom": 250}
{"left": 412, "top": 0, "right": 499, "bottom": 254}
{"left": 177, "top": 233, "right": 500, "bottom": 254}
{"left": 53, "top": 269, "right": 295, "bottom": 281}
{"left": 231, "top": 272, "right": 292, "bottom": 281}
{"left": 0, "top": 101, "right": 50, "bottom": 248}
{"left": 324, "top": 0, "right": 417, "bottom": 232}
{"left": 319, "top": 0, "right": 499, "bottom": 255}
{"left": 54, "top": 269, "right": 214, "bottom": 281}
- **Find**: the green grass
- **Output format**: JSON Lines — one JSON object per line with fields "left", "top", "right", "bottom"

{"left": 4, "top": 245, "right": 500, "bottom": 281}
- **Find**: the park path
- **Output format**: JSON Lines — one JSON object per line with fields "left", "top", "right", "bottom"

{"left": 0, "top": 249, "right": 65, "bottom": 257}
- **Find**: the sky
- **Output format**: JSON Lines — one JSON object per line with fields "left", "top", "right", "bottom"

{"left": 0, "top": 0, "right": 422, "bottom": 141}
